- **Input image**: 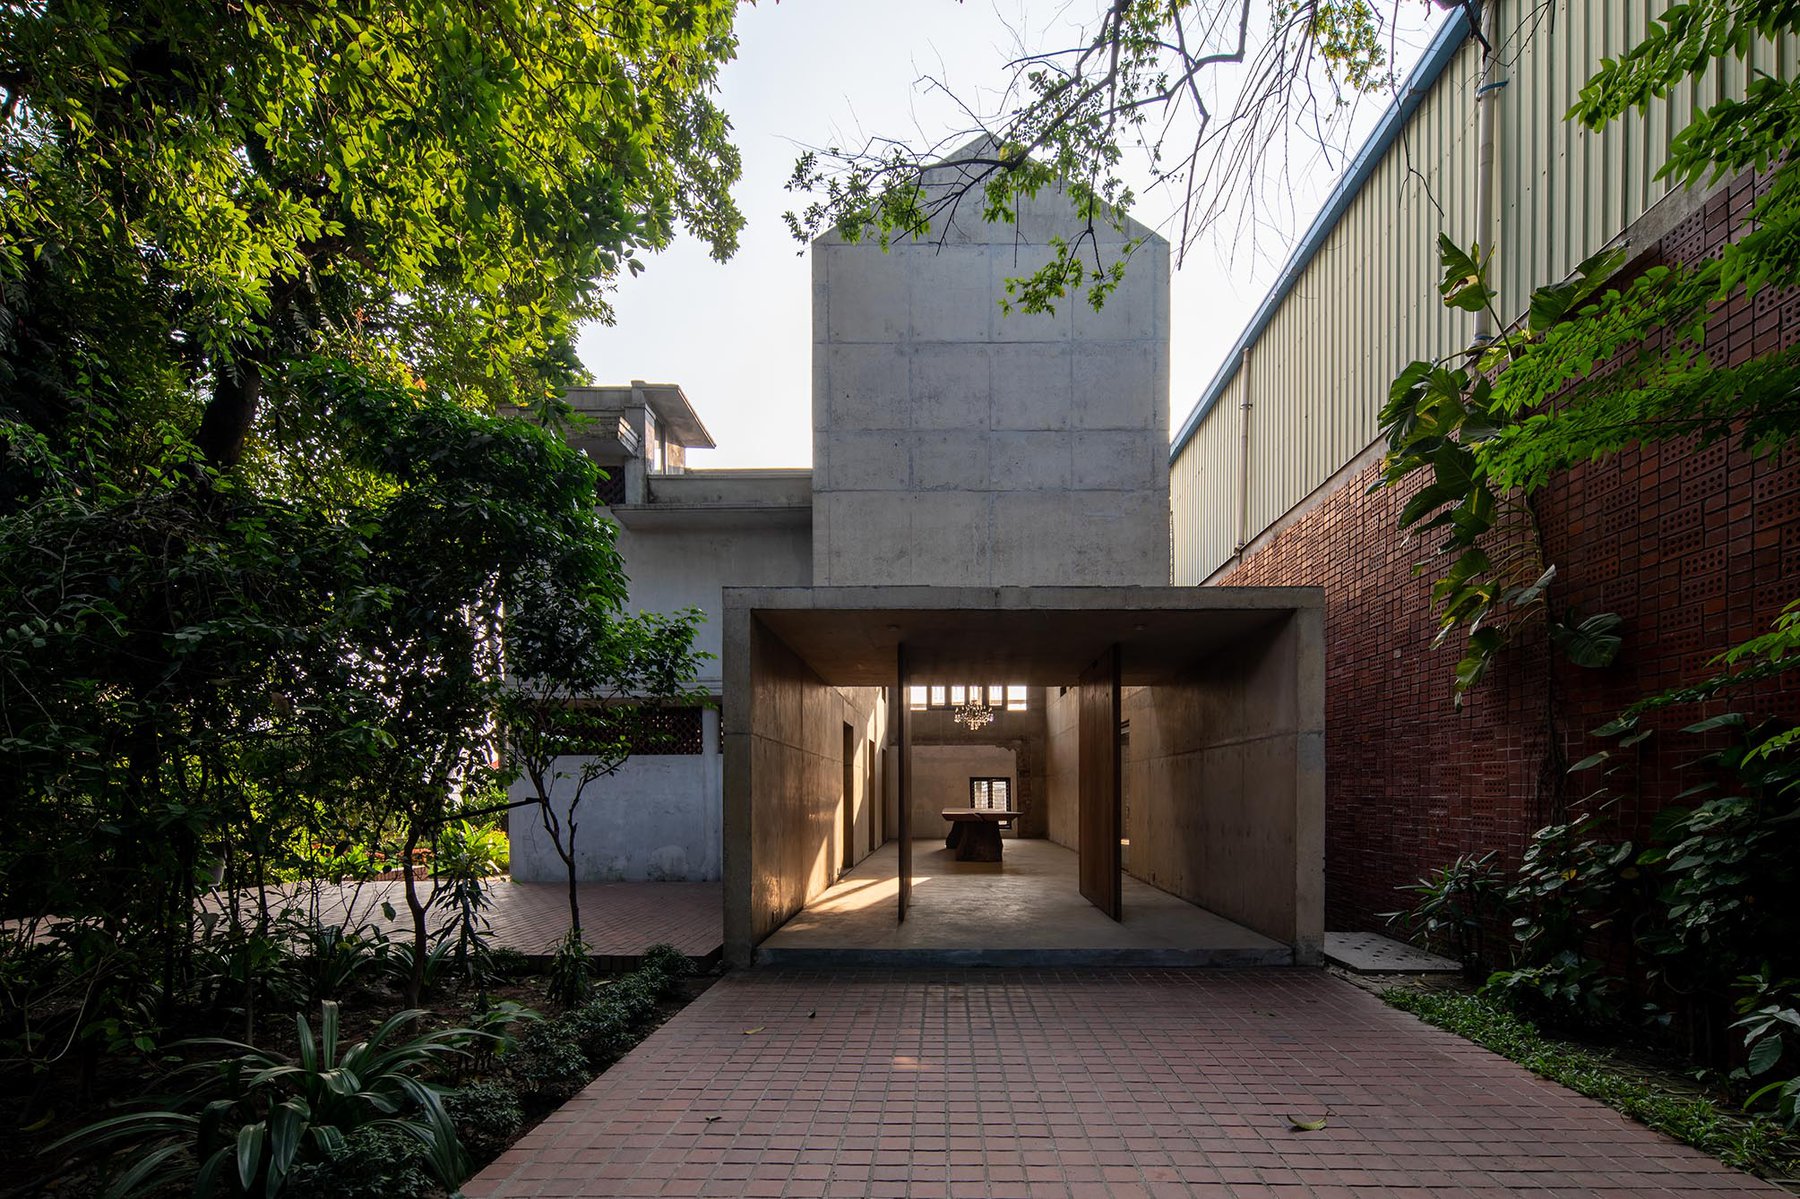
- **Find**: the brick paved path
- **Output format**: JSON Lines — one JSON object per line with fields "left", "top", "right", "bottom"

{"left": 468, "top": 968, "right": 1784, "bottom": 1198}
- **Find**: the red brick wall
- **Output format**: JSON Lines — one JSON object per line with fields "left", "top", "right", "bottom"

{"left": 1213, "top": 176, "right": 1800, "bottom": 932}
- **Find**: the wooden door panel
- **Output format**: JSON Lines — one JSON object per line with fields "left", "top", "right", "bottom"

{"left": 1077, "top": 645, "right": 1122, "bottom": 921}
{"left": 898, "top": 644, "right": 911, "bottom": 922}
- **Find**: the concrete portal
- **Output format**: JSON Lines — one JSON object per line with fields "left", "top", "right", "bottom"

{"left": 723, "top": 586, "right": 1325, "bottom": 969}
{"left": 757, "top": 839, "right": 1288, "bottom": 966}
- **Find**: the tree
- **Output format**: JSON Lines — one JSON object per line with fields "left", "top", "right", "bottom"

{"left": 1375, "top": 0, "right": 1800, "bottom": 730}
{"left": 500, "top": 600, "right": 705, "bottom": 1003}
{"left": 0, "top": 0, "right": 745, "bottom": 470}
{"left": 783, "top": 0, "right": 1419, "bottom": 313}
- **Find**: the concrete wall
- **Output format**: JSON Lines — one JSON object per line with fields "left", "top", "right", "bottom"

{"left": 811, "top": 168, "right": 1171, "bottom": 588}
{"left": 1033, "top": 617, "right": 1326, "bottom": 959}
{"left": 909, "top": 744, "right": 1017, "bottom": 841}
{"left": 612, "top": 518, "right": 811, "bottom": 687}
{"left": 509, "top": 711, "right": 723, "bottom": 884}
{"left": 1119, "top": 616, "right": 1324, "bottom": 959}
{"left": 726, "top": 616, "right": 887, "bottom": 957}
{"left": 1044, "top": 684, "right": 1079, "bottom": 851}
{"left": 908, "top": 701, "right": 1048, "bottom": 837}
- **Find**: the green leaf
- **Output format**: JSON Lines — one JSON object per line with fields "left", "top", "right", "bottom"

{"left": 1552, "top": 613, "right": 1624, "bottom": 668}
{"left": 1682, "top": 713, "right": 1747, "bottom": 734}
{"left": 236, "top": 1123, "right": 267, "bottom": 1193}
{"left": 1746, "top": 1034, "right": 1783, "bottom": 1076}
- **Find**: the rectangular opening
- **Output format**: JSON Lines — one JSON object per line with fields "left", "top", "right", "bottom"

{"left": 841, "top": 722, "right": 856, "bottom": 874}
{"left": 969, "top": 776, "right": 1012, "bottom": 829}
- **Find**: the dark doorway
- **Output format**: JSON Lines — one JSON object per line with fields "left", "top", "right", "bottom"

{"left": 867, "top": 736, "right": 878, "bottom": 854}
{"left": 841, "top": 722, "right": 856, "bottom": 874}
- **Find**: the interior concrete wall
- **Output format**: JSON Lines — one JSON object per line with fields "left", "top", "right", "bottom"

{"left": 508, "top": 710, "right": 724, "bottom": 884}
{"left": 810, "top": 171, "right": 1171, "bottom": 589}
{"left": 1044, "top": 684, "right": 1079, "bottom": 851}
{"left": 908, "top": 702, "right": 1048, "bottom": 837}
{"left": 727, "top": 616, "right": 888, "bottom": 957}
{"left": 1119, "top": 614, "right": 1324, "bottom": 960}
{"left": 909, "top": 744, "right": 1017, "bottom": 840}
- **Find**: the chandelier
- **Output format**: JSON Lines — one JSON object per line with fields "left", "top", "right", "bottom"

{"left": 953, "top": 694, "right": 995, "bottom": 731}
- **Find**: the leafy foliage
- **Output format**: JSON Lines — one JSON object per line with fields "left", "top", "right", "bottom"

{"left": 784, "top": 1, "right": 1402, "bottom": 314}
{"left": 1385, "top": 987, "right": 1800, "bottom": 1177}
{"left": 55, "top": 1000, "right": 480, "bottom": 1197}
{"left": 506, "top": 943, "right": 690, "bottom": 1107}
{"left": 1479, "top": 811, "right": 1639, "bottom": 1024}
{"left": 1734, "top": 970, "right": 1800, "bottom": 1128}
{"left": 0, "top": 0, "right": 745, "bottom": 462}
{"left": 443, "top": 1081, "right": 526, "bottom": 1162}
{"left": 1378, "top": 1, "right": 1800, "bottom": 706}
{"left": 1376, "top": 238, "right": 1628, "bottom": 703}
{"left": 1382, "top": 850, "right": 1506, "bottom": 979}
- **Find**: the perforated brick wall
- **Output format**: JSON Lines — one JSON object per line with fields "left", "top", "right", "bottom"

{"left": 1213, "top": 175, "right": 1800, "bottom": 931}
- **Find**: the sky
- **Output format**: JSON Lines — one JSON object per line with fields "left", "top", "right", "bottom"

{"left": 576, "top": 1, "right": 1448, "bottom": 468}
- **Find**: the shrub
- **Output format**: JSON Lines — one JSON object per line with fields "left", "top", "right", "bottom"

{"left": 283, "top": 1125, "right": 434, "bottom": 1199}
{"left": 1382, "top": 850, "right": 1506, "bottom": 979}
{"left": 507, "top": 1017, "right": 591, "bottom": 1105}
{"left": 445, "top": 1081, "right": 526, "bottom": 1161}
{"left": 545, "top": 930, "right": 592, "bottom": 1007}
{"left": 54, "top": 1001, "right": 479, "bottom": 1197}
{"left": 639, "top": 943, "right": 693, "bottom": 981}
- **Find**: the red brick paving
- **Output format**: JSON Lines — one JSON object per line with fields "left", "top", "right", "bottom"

{"left": 466, "top": 969, "right": 1783, "bottom": 1198}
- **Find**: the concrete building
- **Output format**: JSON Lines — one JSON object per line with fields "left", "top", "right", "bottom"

{"left": 510, "top": 156, "right": 1325, "bottom": 969}
{"left": 509, "top": 8, "right": 1800, "bottom": 962}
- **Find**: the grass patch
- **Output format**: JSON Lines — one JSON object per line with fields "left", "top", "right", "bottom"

{"left": 1381, "top": 987, "right": 1799, "bottom": 1178}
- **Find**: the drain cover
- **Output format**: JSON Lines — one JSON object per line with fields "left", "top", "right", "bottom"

{"left": 1325, "top": 931, "right": 1460, "bottom": 974}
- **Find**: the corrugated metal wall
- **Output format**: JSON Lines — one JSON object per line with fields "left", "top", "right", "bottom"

{"left": 1171, "top": 0, "right": 1800, "bottom": 585}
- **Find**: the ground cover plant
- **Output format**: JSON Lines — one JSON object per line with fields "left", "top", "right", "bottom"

{"left": 1383, "top": 988, "right": 1800, "bottom": 1179}
{"left": 10, "top": 942, "right": 699, "bottom": 1198}
{"left": 1, "top": 8, "right": 725, "bottom": 1189}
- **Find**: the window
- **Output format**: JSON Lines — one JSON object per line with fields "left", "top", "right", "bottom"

{"left": 908, "top": 683, "right": 1029, "bottom": 712}
{"left": 969, "top": 777, "right": 1013, "bottom": 828}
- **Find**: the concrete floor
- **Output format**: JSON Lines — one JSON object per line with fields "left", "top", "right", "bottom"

{"left": 466, "top": 967, "right": 1786, "bottom": 1198}
{"left": 756, "top": 839, "right": 1289, "bottom": 967}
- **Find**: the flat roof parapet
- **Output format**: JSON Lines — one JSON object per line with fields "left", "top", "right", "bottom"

{"left": 566, "top": 381, "right": 715, "bottom": 449}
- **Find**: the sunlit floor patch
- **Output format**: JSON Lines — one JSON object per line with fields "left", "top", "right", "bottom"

{"left": 757, "top": 838, "right": 1287, "bottom": 965}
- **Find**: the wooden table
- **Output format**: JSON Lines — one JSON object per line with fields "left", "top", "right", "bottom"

{"left": 942, "top": 809, "right": 1021, "bottom": 862}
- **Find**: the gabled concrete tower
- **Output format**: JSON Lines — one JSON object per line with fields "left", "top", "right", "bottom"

{"left": 810, "top": 145, "right": 1171, "bottom": 587}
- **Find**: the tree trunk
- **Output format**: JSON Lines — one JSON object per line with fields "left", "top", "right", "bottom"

{"left": 196, "top": 354, "right": 263, "bottom": 470}
{"left": 565, "top": 839, "right": 581, "bottom": 945}
{"left": 402, "top": 820, "right": 430, "bottom": 1006}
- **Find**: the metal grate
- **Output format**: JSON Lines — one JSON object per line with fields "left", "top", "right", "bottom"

{"left": 595, "top": 468, "right": 628, "bottom": 507}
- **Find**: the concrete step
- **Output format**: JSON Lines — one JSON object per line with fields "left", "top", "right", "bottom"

{"left": 753, "top": 944, "right": 1297, "bottom": 968}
